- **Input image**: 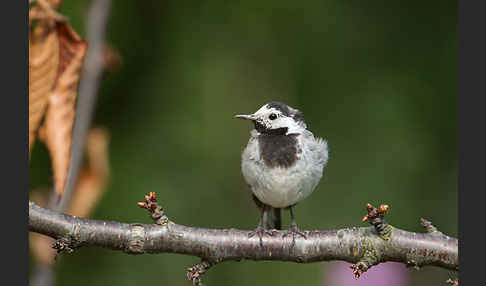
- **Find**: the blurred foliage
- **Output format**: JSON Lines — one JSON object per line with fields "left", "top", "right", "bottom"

{"left": 29, "top": 0, "right": 457, "bottom": 285}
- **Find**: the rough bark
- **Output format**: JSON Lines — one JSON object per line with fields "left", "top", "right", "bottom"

{"left": 29, "top": 200, "right": 458, "bottom": 278}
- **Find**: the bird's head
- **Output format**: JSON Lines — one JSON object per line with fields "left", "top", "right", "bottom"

{"left": 235, "top": 101, "right": 307, "bottom": 135}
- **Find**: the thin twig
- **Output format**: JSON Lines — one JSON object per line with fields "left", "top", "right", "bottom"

{"left": 187, "top": 260, "right": 215, "bottom": 286}
{"left": 351, "top": 203, "right": 392, "bottom": 279}
{"left": 420, "top": 218, "right": 442, "bottom": 234}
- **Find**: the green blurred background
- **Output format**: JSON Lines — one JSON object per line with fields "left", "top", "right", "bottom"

{"left": 30, "top": 0, "right": 457, "bottom": 285}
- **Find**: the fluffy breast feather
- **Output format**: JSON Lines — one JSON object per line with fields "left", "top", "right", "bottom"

{"left": 241, "top": 129, "right": 328, "bottom": 208}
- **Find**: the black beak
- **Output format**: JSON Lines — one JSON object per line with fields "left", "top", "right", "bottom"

{"left": 235, "top": 114, "right": 257, "bottom": 121}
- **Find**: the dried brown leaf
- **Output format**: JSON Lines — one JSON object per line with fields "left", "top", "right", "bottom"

{"left": 43, "top": 22, "right": 87, "bottom": 198}
{"left": 28, "top": 0, "right": 75, "bottom": 152}
{"left": 66, "top": 127, "right": 110, "bottom": 218}
{"left": 29, "top": 0, "right": 66, "bottom": 23}
{"left": 29, "top": 21, "right": 59, "bottom": 151}
{"left": 36, "top": 0, "right": 63, "bottom": 11}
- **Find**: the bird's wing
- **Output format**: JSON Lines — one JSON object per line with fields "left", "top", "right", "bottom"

{"left": 241, "top": 130, "right": 262, "bottom": 188}
{"left": 245, "top": 129, "right": 261, "bottom": 161}
{"left": 302, "top": 130, "right": 328, "bottom": 166}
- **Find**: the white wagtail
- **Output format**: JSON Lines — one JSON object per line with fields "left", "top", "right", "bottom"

{"left": 236, "top": 102, "right": 329, "bottom": 246}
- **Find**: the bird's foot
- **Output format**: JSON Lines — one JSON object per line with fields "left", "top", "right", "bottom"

{"left": 283, "top": 224, "right": 307, "bottom": 249}
{"left": 248, "top": 226, "right": 277, "bottom": 248}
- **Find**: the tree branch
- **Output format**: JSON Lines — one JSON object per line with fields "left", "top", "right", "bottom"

{"left": 29, "top": 197, "right": 458, "bottom": 284}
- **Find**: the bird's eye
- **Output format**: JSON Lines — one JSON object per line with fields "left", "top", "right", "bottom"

{"left": 269, "top": 113, "right": 277, "bottom": 120}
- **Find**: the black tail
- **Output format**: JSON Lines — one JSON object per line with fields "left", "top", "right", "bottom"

{"left": 263, "top": 207, "right": 281, "bottom": 230}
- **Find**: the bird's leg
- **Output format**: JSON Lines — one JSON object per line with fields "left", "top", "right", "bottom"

{"left": 248, "top": 205, "right": 276, "bottom": 248}
{"left": 283, "top": 206, "right": 307, "bottom": 248}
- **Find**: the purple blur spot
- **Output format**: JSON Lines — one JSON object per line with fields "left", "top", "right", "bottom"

{"left": 323, "top": 261, "right": 409, "bottom": 286}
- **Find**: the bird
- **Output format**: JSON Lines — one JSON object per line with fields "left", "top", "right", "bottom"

{"left": 235, "top": 101, "right": 329, "bottom": 247}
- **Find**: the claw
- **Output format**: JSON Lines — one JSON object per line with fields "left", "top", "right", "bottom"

{"left": 283, "top": 224, "right": 307, "bottom": 249}
{"left": 248, "top": 226, "right": 276, "bottom": 248}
